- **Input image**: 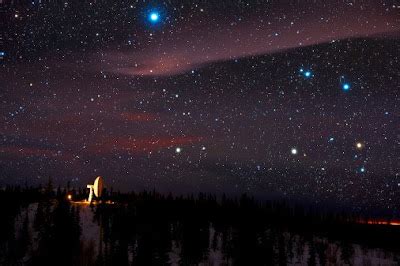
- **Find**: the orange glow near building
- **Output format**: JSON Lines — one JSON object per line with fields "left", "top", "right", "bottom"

{"left": 360, "top": 219, "right": 400, "bottom": 226}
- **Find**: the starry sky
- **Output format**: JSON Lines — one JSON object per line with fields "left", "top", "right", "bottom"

{"left": 1, "top": 0, "right": 399, "bottom": 211}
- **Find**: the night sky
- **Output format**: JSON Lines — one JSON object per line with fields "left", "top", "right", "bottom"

{"left": 1, "top": 1, "right": 399, "bottom": 211}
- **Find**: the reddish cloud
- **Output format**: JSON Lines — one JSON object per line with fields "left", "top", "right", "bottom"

{"left": 101, "top": 5, "right": 400, "bottom": 77}
{"left": 0, "top": 146, "right": 74, "bottom": 161}
{"left": 87, "top": 136, "right": 203, "bottom": 154}
{"left": 120, "top": 112, "right": 158, "bottom": 122}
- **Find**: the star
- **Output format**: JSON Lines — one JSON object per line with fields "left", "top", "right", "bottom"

{"left": 356, "top": 142, "right": 364, "bottom": 149}
{"left": 175, "top": 147, "right": 182, "bottom": 153}
{"left": 149, "top": 12, "right": 160, "bottom": 23}
{"left": 299, "top": 68, "right": 313, "bottom": 78}
{"left": 291, "top": 148, "right": 298, "bottom": 155}
{"left": 342, "top": 83, "right": 350, "bottom": 91}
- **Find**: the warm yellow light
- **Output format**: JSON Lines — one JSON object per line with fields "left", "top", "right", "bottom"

{"left": 356, "top": 142, "right": 363, "bottom": 149}
{"left": 67, "top": 194, "right": 72, "bottom": 200}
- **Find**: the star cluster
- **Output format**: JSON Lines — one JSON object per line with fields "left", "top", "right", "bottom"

{"left": 1, "top": 0, "right": 399, "bottom": 212}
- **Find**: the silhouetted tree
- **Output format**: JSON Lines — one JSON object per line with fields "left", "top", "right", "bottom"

{"left": 17, "top": 210, "right": 31, "bottom": 260}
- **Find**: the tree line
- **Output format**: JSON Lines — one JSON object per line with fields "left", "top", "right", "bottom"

{"left": 1, "top": 181, "right": 400, "bottom": 265}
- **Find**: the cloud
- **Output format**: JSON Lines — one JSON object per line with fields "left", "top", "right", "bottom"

{"left": 0, "top": 145, "right": 74, "bottom": 161}
{"left": 87, "top": 136, "right": 203, "bottom": 154}
{"left": 100, "top": 4, "right": 400, "bottom": 77}
{"left": 120, "top": 112, "right": 159, "bottom": 122}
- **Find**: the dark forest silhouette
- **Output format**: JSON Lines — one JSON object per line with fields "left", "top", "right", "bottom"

{"left": 1, "top": 181, "right": 400, "bottom": 265}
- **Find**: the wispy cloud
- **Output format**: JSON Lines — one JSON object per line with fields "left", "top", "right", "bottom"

{"left": 100, "top": 4, "right": 399, "bottom": 77}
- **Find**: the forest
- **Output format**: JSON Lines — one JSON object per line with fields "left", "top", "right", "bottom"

{"left": 1, "top": 181, "right": 400, "bottom": 265}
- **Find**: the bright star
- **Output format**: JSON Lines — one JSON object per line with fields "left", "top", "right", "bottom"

{"left": 175, "top": 147, "right": 182, "bottom": 153}
{"left": 356, "top": 142, "right": 363, "bottom": 149}
{"left": 300, "top": 69, "right": 312, "bottom": 78}
{"left": 360, "top": 167, "right": 366, "bottom": 173}
{"left": 291, "top": 148, "right": 298, "bottom": 155}
{"left": 149, "top": 12, "right": 159, "bottom": 22}
{"left": 342, "top": 83, "right": 350, "bottom": 91}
